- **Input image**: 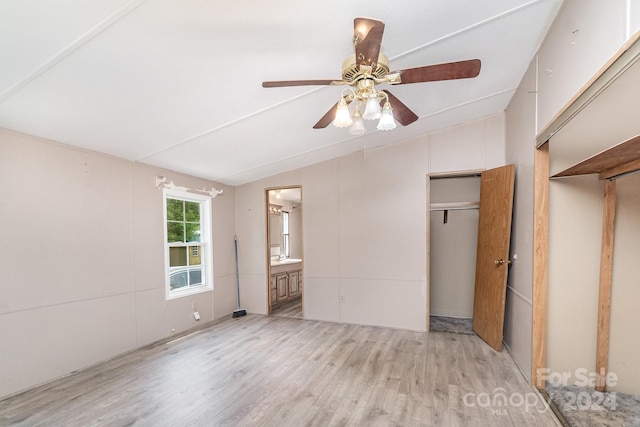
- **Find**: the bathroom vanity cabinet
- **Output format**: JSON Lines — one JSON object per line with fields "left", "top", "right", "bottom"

{"left": 270, "top": 261, "right": 302, "bottom": 307}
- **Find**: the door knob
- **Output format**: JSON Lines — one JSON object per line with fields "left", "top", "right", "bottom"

{"left": 494, "top": 259, "right": 511, "bottom": 265}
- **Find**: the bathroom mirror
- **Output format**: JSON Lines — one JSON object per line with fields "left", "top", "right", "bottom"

{"left": 267, "top": 188, "right": 301, "bottom": 260}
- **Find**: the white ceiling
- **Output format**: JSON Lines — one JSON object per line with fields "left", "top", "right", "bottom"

{"left": 0, "top": 0, "right": 563, "bottom": 186}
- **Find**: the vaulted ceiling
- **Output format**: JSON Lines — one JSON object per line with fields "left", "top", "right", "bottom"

{"left": 0, "top": 0, "right": 563, "bottom": 185}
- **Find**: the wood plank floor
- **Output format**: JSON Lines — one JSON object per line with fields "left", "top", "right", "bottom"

{"left": 0, "top": 315, "right": 559, "bottom": 426}
{"left": 271, "top": 297, "right": 302, "bottom": 318}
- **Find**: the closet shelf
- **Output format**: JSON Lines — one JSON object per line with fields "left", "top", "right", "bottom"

{"left": 552, "top": 133, "right": 640, "bottom": 180}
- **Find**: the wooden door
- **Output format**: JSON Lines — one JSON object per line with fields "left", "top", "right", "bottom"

{"left": 472, "top": 164, "right": 515, "bottom": 351}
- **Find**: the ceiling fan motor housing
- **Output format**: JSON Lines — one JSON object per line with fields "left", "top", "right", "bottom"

{"left": 341, "top": 53, "right": 390, "bottom": 84}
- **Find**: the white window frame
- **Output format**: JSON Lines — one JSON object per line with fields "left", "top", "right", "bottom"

{"left": 281, "top": 210, "right": 290, "bottom": 258}
{"left": 163, "top": 188, "right": 214, "bottom": 300}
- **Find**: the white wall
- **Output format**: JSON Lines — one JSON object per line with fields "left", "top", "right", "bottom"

{"left": 504, "top": 58, "right": 537, "bottom": 381}
{"left": 546, "top": 166, "right": 640, "bottom": 396}
{"left": 536, "top": 0, "right": 639, "bottom": 132}
{"left": 542, "top": 1, "right": 640, "bottom": 395}
{"left": 505, "top": 0, "right": 640, "bottom": 392}
{"left": 544, "top": 54, "right": 640, "bottom": 395}
{"left": 547, "top": 174, "right": 603, "bottom": 385}
{"left": 0, "top": 129, "right": 237, "bottom": 399}
{"left": 235, "top": 114, "right": 505, "bottom": 332}
{"left": 608, "top": 174, "right": 640, "bottom": 393}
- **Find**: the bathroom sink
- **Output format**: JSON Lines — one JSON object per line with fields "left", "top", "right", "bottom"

{"left": 271, "top": 258, "right": 302, "bottom": 266}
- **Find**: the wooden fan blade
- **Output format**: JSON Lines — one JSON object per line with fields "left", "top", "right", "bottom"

{"left": 382, "top": 90, "right": 419, "bottom": 126}
{"left": 313, "top": 102, "right": 339, "bottom": 129}
{"left": 262, "top": 80, "right": 337, "bottom": 88}
{"left": 354, "top": 17, "right": 385, "bottom": 69}
{"left": 393, "top": 59, "right": 481, "bottom": 85}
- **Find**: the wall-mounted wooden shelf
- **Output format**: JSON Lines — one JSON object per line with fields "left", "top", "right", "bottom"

{"left": 551, "top": 133, "right": 640, "bottom": 180}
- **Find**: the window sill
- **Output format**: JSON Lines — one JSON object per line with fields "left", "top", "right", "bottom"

{"left": 166, "top": 286, "right": 213, "bottom": 301}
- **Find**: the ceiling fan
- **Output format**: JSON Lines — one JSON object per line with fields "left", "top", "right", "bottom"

{"left": 262, "top": 17, "right": 481, "bottom": 134}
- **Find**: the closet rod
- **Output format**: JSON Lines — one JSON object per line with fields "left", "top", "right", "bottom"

{"left": 429, "top": 202, "right": 479, "bottom": 211}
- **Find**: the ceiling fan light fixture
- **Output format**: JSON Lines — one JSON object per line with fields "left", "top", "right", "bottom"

{"left": 376, "top": 102, "right": 396, "bottom": 131}
{"left": 349, "top": 108, "right": 366, "bottom": 135}
{"left": 362, "top": 95, "right": 382, "bottom": 120}
{"left": 333, "top": 97, "right": 353, "bottom": 128}
{"left": 263, "top": 18, "right": 481, "bottom": 131}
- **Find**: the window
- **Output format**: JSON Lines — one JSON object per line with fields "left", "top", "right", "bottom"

{"left": 163, "top": 189, "right": 213, "bottom": 299}
{"left": 281, "top": 210, "right": 290, "bottom": 258}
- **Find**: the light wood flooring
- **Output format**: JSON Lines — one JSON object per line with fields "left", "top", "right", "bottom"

{"left": 271, "top": 297, "right": 302, "bottom": 318}
{"left": 0, "top": 315, "right": 559, "bottom": 426}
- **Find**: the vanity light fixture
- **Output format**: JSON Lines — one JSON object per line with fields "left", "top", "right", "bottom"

{"left": 269, "top": 204, "right": 282, "bottom": 215}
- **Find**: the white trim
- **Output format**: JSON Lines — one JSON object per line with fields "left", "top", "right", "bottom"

{"left": 163, "top": 188, "right": 214, "bottom": 300}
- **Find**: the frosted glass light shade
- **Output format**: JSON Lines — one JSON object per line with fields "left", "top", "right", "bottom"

{"left": 362, "top": 96, "right": 381, "bottom": 120}
{"left": 349, "top": 109, "right": 366, "bottom": 135}
{"left": 377, "top": 102, "right": 396, "bottom": 130}
{"left": 332, "top": 98, "right": 352, "bottom": 128}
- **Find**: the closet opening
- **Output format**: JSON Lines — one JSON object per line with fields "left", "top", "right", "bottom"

{"left": 428, "top": 173, "right": 481, "bottom": 335}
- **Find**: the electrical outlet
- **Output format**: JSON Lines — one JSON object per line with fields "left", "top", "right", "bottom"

{"left": 193, "top": 311, "right": 200, "bottom": 321}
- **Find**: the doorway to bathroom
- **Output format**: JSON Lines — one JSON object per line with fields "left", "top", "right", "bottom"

{"left": 266, "top": 186, "right": 303, "bottom": 318}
